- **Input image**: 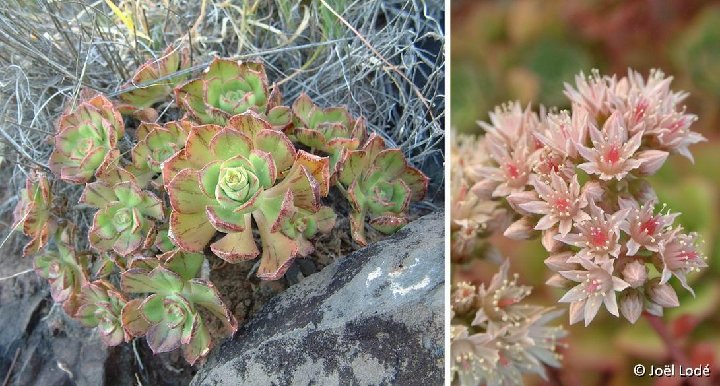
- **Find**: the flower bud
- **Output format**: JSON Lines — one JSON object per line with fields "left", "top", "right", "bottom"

{"left": 620, "top": 290, "right": 643, "bottom": 323}
{"left": 506, "top": 191, "right": 537, "bottom": 215}
{"left": 470, "top": 179, "right": 499, "bottom": 200}
{"left": 622, "top": 260, "right": 648, "bottom": 288}
{"left": 503, "top": 217, "right": 534, "bottom": 240}
{"left": 541, "top": 229, "right": 561, "bottom": 252}
{"left": 452, "top": 282, "right": 477, "bottom": 315}
{"left": 629, "top": 178, "right": 658, "bottom": 204}
{"left": 636, "top": 150, "right": 669, "bottom": 175}
{"left": 544, "top": 252, "right": 576, "bottom": 272}
{"left": 545, "top": 274, "right": 569, "bottom": 288}
{"left": 646, "top": 279, "right": 680, "bottom": 308}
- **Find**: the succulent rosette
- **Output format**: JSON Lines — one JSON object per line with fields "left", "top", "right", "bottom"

{"left": 49, "top": 95, "right": 125, "bottom": 184}
{"left": 76, "top": 280, "right": 129, "bottom": 346}
{"left": 13, "top": 170, "right": 56, "bottom": 256}
{"left": 80, "top": 170, "right": 164, "bottom": 256}
{"left": 163, "top": 112, "right": 331, "bottom": 279}
{"left": 291, "top": 93, "right": 366, "bottom": 171}
{"left": 130, "top": 120, "right": 193, "bottom": 185}
{"left": 120, "top": 251, "right": 236, "bottom": 365}
{"left": 337, "top": 134, "right": 429, "bottom": 245}
{"left": 175, "top": 58, "right": 291, "bottom": 128}
{"left": 279, "top": 206, "right": 337, "bottom": 255}
{"left": 33, "top": 226, "right": 88, "bottom": 315}
{"left": 118, "top": 45, "right": 190, "bottom": 108}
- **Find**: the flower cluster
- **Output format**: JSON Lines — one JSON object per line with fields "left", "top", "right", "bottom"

{"left": 451, "top": 260, "right": 567, "bottom": 386}
{"left": 450, "top": 134, "right": 510, "bottom": 261}
{"left": 13, "top": 52, "right": 428, "bottom": 364}
{"left": 465, "top": 69, "right": 707, "bottom": 326}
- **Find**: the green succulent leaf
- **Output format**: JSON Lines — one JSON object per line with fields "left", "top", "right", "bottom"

{"left": 182, "top": 314, "right": 212, "bottom": 365}
{"left": 161, "top": 250, "right": 205, "bottom": 281}
{"left": 121, "top": 298, "right": 151, "bottom": 338}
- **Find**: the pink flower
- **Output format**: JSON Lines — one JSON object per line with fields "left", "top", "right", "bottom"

{"left": 658, "top": 228, "right": 707, "bottom": 295}
{"left": 576, "top": 112, "right": 643, "bottom": 180}
{"left": 532, "top": 148, "right": 575, "bottom": 181}
{"left": 518, "top": 173, "right": 590, "bottom": 235}
{"left": 558, "top": 259, "right": 630, "bottom": 326}
{"left": 474, "top": 135, "right": 536, "bottom": 197}
{"left": 473, "top": 260, "right": 537, "bottom": 334}
{"left": 651, "top": 110, "right": 705, "bottom": 162}
{"left": 555, "top": 201, "right": 628, "bottom": 262}
{"left": 618, "top": 198, "right": 677, "bottom": 255}
{"left": 613, "top": 69, "right": 675, "bottom": 134}
{"left": 563, "top": 70, "right": 612, "bottom": 119}
{"left": 534, "top": 109, "right": 588, "bottom": 159}
{"left": 478, "top": 101, "right": 540, "bottom": 148}
{"left": 450, "top": 326, "right": 499, "bottom": 386}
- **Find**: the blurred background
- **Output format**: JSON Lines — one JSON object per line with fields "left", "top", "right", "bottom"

{"left": 451, "top": 1, "right": 720, "bottom": 385}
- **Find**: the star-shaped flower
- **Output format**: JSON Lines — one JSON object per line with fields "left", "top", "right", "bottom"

{"left": 618, "top": 197, "right": 678, "bottom": 255}
{"left": 555, "top": 201, "right": 629, "bottom": 262}
{"left": 576, "top": 112, "right": 644, "bottom": 181}
{"left": 658, "top": 228, "right": 707, "bottom": 295}
{"left": 517, "top": 173, "right": 590, "bottom": 235}
{"left": 558, "top": 259, "right": 630, "bottom": 326}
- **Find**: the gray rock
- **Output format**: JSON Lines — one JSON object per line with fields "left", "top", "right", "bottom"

{"left": 0, "top": 274, "right": 108, "bottom": 386}
{"left": 192, "top": 211, "right": 445, "bottom": 386}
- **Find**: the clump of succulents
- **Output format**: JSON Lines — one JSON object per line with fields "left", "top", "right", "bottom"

{"left": 12, "top": 51, "right": 428, "bottom": 365}
{"left": 451, "top": 260, "right": 567, "bottom": 386}
{"left": 459, "top": 69, "right": 707, "bottom": 328}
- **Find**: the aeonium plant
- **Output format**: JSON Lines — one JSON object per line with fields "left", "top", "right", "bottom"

{"left": 118, "top": 45, "right": 191, "bottom": 109}
{"left": 163, "top": 111, "right": 334, "bottom": 280}
{"left": 13, "top": 170, "right": 56, "bottom": 256}
{"left": 291, "top": 93, "right": 366, "bottom": 172}
{"left": 76, "top": 280, "right": 129, "bottom": 347}
{"left": 79, "top": 168, "right": 164, "bottom": 256}
{"left": 130, "top": 120, "right": 193, "bottom": 186}
{"left": 10, "top": 52, "right": 429, "bottom": 365}
{"left": 121, "top": 250, "right": 237, "bottom": 365}
{"left": 336, "top": 134, "right": 429, "bottom": 245}
{"left": 33, "top": 225, "right": 89, "bottom": 316}
{"left": 175, "top": 58, "right": 291, "bottom": 128}
{"left": 49, "top": 94, "right": 124, "bottom": 184}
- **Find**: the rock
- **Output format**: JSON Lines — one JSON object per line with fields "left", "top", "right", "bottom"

{"left": 192, "top": 211, "right": 445, "bottom": 386}
{"left": 0, "top": 273, "right": 108, "bottom": 386}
